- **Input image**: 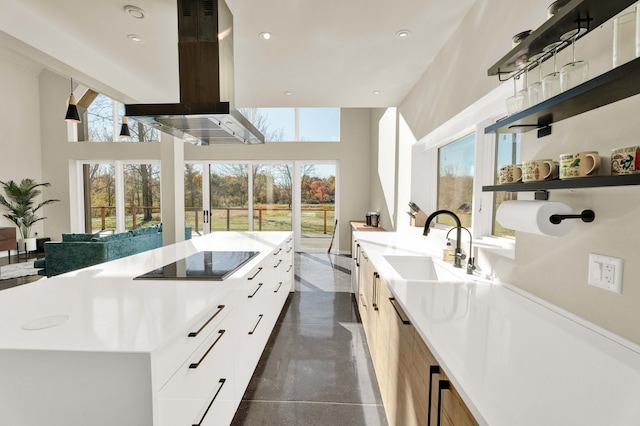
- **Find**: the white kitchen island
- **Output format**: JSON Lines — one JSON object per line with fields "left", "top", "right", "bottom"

{"left": 0, "top": 231, "right": 294, "bottom": 426}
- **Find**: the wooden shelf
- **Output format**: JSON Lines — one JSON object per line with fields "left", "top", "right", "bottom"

{"left": 485, "top": 57, "right": 640, "bottom": 136}
{"left": 483, "top": 174, "right": 640, "bottom": 192}
{"left": 488, "top": 0, "right": 635, "bottom": 77}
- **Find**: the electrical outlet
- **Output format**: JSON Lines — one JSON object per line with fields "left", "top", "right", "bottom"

{"left": 588, "top": 253, "right": 623, "bottom": 294}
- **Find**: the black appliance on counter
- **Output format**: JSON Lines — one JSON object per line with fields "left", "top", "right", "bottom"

{"left": 134, "top": 251, "right": 259, "bottom": 281}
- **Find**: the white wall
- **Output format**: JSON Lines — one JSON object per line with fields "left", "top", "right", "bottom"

{"left": 401, "top": 0, "right": 640, "bottom": 344}
{"left": 0, "top": 49, "right": 44, "bottom": 241}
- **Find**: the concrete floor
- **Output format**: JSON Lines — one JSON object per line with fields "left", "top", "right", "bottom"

{"left": 232, "top": 253, "right": 388, "bottom": 425}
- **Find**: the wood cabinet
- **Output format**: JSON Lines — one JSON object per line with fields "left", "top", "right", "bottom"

{"left": 0, "top": 227, "right": 16, "bottom": 252}
{"left": 359, "top": 267, "right": 478, "bottom": 426}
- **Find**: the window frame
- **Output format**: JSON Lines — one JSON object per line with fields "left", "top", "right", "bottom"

{"left": 413, "top": 82, "right": 516, "bottom": 258}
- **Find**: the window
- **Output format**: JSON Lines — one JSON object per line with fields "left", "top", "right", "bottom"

{"left": 437, "top": 133, "right": 475, "bottom": 228}
{"left": 239, "top": 108, "right": 340, "bottom": 142}
{"left": 493, "top": 133, "right": 521, "bottom": 238}
{"left": 253, "top": 164, "right": 293, "bottom": 231}
{"left": 83, "top": 163, "right": 116, "bottom": 233}
{"left": 123, "top": 163, "right": 161, "bottom": 230}
{"left": 80, "top": 161, "right": 161, "bottom": 233}
{"left": 81, "top": 92, "right": 159, "bottom": 142}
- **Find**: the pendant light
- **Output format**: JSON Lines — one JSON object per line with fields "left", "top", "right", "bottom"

{"left": 64, "top": 78, "right": 81, "bottom": 123}
{"left": 119, "top": 116, "right": 131, "bottom": 138}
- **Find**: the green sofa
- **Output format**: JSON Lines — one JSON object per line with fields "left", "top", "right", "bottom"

{"left": 34, "top": 225, "right": 192, "bottom": 277}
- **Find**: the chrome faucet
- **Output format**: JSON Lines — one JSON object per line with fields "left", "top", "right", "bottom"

{"left": 447, "top": 226, "right": 476, "bottom": 275}
{"left": 423, "top": 210, "right": 464, "bottom": 269}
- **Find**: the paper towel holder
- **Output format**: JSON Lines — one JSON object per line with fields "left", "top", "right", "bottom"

{"left": 549, "top": 209, "right": 595, "bottom": 224}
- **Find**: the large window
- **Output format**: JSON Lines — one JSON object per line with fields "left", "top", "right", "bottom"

{"left": 81, "top": 161, "right": 161, "bottom": 233}
{"left": 253, "top": 164, "right": 293, "bottom": 231}
{"left": 82, "top": 92, "right": 159, "bottom": 143}
{"left": 240, "top": 108, "right": 340, "bottom": 142}
{"left": 493, "top": 133, "right": 521, "bottom": 238}
{"left": 437, "top": 133, "right": 475, "bottom": 228}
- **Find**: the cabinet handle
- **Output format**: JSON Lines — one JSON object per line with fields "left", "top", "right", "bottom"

{"left": 359, "top": 293, "right": 366, "bottom": 307}
{"left": 275, "top": 282, "right": 283, "bottom": 293}
{"left": 248, "top": 283, "right": 263, "bottom": 298}
{"left": 192, "top": 378, "right": 226, "bottom": 426}
{"left": 188, "top": 305, "right": 225, "bottom": 337}
{"left": 287, "top": 247, "right": 293, "bottom": 253}
{"left": 372, "top": 272, "right": 379, "bottom": 311}
{"left": 355, "top": 243, "right": 361, "bottom": 267}
{"left": 248, "top": 267, "right": 263, "bottom": 280}
{"left": 287, "top": 237, "right": 292, "bottom": 243}
{"left": 428, "top": 365, "right": 441, "bottom": 426}
{"left": 274, "top": 259, "right": 283, "bottom": 268}
{"left": 286, "top": 265, "right": 292, "bottom": 272}
{"left": 389, "top": 298, "right": 410, "bottom": 325}
{"left": 248, "top": 314, "right": 264, "bottom": 334}
{"left": 437, "top": 379, "right": 450, "bottom": 426}
{"left": 189, "top": 330, "right": 225, "bottom": 369}
{"left": 273, "top": 248, "right": 282, "bottom": 255}
{"left": 362, "top": 251, "right": 368, "bottom": 260}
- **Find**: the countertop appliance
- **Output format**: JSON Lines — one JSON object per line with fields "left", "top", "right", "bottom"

{"left": 134, "top": 250, "right": 259, "bottom": 280}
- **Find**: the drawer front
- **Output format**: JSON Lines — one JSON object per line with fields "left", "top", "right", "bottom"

{"left": 157, "top": 377, "right": 236, "bottom": 426}
{"left": 154, "top": 296, "right": 234, "bottom": 388}
{"left": 158, "top": 320, "right": 236, "bottom": 400}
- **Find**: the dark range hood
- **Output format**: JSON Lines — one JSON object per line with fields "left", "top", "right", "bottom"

{"left": 125, "top": 0, "right": 264, "bottom": 145}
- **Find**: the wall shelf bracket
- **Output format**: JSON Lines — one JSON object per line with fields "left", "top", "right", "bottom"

{"left": 534, "top": 190, "right": 549, "bottom": 201}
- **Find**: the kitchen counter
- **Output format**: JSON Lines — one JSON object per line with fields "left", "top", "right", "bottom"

{"left": 354, "top": 230, "right": 640, "bottom": 426}
{"left": 0, "top": 231, "right": 288, "bottom": 353}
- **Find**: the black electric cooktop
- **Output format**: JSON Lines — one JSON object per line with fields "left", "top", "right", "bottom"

{"left": 134, "top": 251, "right": 260, "bottom": 281}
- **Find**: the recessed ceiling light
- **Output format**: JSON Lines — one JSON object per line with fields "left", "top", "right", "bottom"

{"left": 395, "top": 29, "right": 411, "bottom": 39}
{"left": 124, "top": 5, "right": 146, "bottom": 19}
{"left": 284, "top": 91, "right": 293, "bottom": 96}
{"left": 260, "top": 32, "right": 272, "bottom": 40}
{"left": 372, "top": 90, "right": 381, "bottom": 95}
{"left": 127, "top": 34, "right": 144, "bottom": 43}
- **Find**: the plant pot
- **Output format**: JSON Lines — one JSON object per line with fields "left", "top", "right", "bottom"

{"left": 19, "top": 237, "right": 37, "bottom": 252}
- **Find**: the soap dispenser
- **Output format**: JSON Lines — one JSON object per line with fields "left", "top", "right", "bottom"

{"left": 443, "top": 239, "right": 455, "bottom": 264}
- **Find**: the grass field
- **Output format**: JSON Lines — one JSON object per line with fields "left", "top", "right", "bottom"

{"left": 91, "top": 205, "right": 334, "bottom": 235}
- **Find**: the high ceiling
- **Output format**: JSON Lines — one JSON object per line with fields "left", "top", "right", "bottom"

{"left": 0, "top": 0, "right": 477, "bottom": 108}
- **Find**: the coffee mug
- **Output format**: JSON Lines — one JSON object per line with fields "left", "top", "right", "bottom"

{"left": 522, "top": 159, "right": 559, "bottom": 182}
{"left": 559, "top": 151, "right": 601, "bottom": 179}
{"left": 612, "top": 146, "right": 640, "bottom": 175}
{"left": 498, "top": 164, "right": 522, "bottom": 184}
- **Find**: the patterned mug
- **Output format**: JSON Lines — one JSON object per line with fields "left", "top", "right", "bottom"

{"left": 522, "top": 159, "right": 559, "bottom": 182}
{"left": 559, "top": 151, "right": 601, "bottom": 179}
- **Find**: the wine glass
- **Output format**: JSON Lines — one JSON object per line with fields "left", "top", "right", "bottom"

{"left": 506, "top": 74, "right": 524, "bottom": 115}
{"left": 542, "top": 41, "right": 563, "bottom": 100}
{"left": 527, "top": 53, "right": 545, "bottom": 106}
{"left": 560, "top": 28, "right": 588, "bottom": 91}
{"left": 517, "top": 65, "right": 531, "bottom": 110}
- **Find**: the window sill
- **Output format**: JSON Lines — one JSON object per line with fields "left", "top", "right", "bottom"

{"left": 474, "top": 236, "right": 515, "bottom": 259}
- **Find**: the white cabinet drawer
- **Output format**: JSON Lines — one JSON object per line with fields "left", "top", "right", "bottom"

{"left": 154, "top": 299, "right": 234, "bottom": 390}
{"left": 158, "top": 377, "right": 236, "bottom": 426}
{"left": 159, "top": 322, "right": 236, "bottom": 400}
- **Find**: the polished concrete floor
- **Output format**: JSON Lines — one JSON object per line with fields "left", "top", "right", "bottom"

{"left": 232, "top": 253, "right": 388, "bottom": 425}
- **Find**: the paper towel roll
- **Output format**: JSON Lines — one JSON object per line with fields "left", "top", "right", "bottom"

{"left": 496, "top": 200, "right": 575, "bottom": 237}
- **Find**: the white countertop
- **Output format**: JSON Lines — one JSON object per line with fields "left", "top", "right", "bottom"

{"left": 0, "top": 232, "right": 289, "bottom": 353}
{"left": 354, "top": 230, "right": 640, "bottom": 426}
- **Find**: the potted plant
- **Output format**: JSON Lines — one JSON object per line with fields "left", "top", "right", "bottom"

{"left": 0, "top": 178, "right": 59, "bottom": 252}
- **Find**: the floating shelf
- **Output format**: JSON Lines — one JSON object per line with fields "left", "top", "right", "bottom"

{"left": 485, "top": 57, "right": 640, "bottom": 136}
{"left": 483, "top": 174, "right": 640, "bottom": 192}
{"left": 488, "top": 0, "right": 635, "bottom": 77}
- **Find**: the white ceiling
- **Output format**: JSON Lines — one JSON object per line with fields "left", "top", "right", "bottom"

{"left": 0, "top": 0, "right": 477, "bottom": 108}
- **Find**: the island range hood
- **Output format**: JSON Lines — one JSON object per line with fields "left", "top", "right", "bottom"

{"left": 125, "top": 0, "right": 265, "bottom": 145}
